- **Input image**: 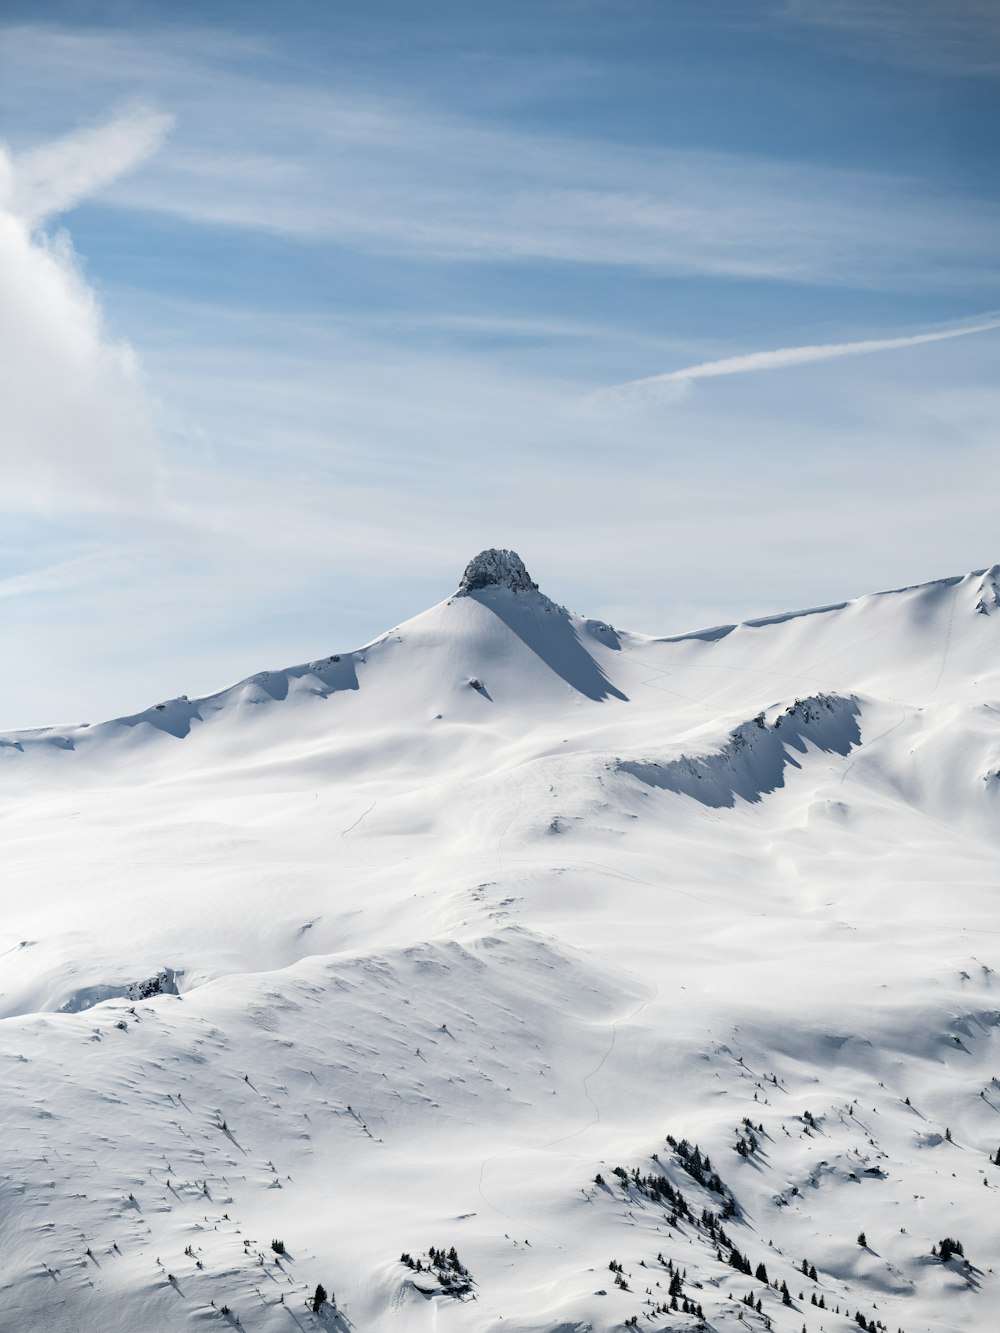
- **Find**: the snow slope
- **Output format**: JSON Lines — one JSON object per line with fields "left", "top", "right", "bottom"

{"left": 2, "top": 549, "right": 1000, "bottom": 1333}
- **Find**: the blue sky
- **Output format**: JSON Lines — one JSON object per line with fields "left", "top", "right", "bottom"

{"left": 1, "top": 1, "right": 999, "bottom": 725}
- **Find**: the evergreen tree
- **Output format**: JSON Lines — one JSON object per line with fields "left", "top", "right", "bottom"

{"left": 311, "top": 1284, "right": 327, "bottom": 1312}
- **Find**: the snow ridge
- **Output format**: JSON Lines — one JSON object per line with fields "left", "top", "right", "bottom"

{"left": 617, "top": 693, "right": 862, "bottom": 807}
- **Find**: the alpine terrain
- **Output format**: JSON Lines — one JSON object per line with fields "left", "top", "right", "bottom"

{"left": 2, "top": 548, "right": 1000, "bottom": 1333}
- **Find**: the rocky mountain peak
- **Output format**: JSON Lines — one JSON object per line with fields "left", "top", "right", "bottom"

{"left": 456, "top": 548, "right": 539, "bottom": 596}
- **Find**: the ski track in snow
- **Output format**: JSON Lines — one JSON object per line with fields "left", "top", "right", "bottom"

{"left": 931, "top": 581, "right": 959, "bottom": 693}
{"left": 839, "top": 705, "right": 908, "bottom": 788}
{"left": 475, "top": 981, "right": 659, "bottom": 1257}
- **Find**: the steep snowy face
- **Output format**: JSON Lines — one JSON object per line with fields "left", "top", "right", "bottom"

{"left": 975, "top": 563, "right": 1000, "bottom": 615}
{"left": 456, "top": 548, "right": 539, "bottom": 596}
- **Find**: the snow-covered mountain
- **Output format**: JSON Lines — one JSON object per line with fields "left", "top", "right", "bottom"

{"left": 3, "top": 549, "right": 1000, "bottom": 1333}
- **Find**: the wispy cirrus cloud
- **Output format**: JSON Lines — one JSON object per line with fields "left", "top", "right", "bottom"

{"left": 783, "top": 0, "right": 1000, "bottom": 75}
{"left": 604, "top": 318, "right": 1000, "bottom": 399}
{"left": 106, "top": 114, "right": 1000, "bottom": 290}
{"left": 3, "top": 26, "right": 999, "bottom": 291}
{"left": 0, "top": 551, "right": 125, "bottom": 601}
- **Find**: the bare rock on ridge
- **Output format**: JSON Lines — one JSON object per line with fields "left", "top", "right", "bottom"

{"left": 974, "top": 564, "right": 1000, "bottom": 615}
{"left": 457, "top": 548, "right": 540, "bottom": 596}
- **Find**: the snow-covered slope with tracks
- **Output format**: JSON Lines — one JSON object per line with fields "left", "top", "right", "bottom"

{"left": 2, "top": 551, "right": 1000, "bottom": 1333}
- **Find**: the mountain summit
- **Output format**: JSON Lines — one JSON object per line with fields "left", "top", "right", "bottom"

{"left": 456, "top": 548, "right": 540, "bottom": 596}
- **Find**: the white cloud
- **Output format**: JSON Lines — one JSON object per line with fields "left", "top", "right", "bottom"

{"left": 605, "top": 319, "right": 1000, "bottom": 399}
{"left": 9, "top": 102, "right": 173, "bottom": 225}
{"left": 0, "top": 107, "right": 170, "bottom": 510}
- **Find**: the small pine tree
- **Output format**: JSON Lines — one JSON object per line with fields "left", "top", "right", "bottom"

{"left": 857, "top": 1232, "right": 867, "bottom": 1248}
{"left": 311, "top": 1283, "right": 327, "bottom": 1312}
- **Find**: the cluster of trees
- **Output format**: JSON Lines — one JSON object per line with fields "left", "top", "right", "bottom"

{"left": 853, "top": 1312, "right": 884, "bottom": 1331}
{"left": 665, "top": 1135, "right": 733, "bottom": 1209}
{"left": 732, "top": 1271, "right": 791, "bottom": 1306}
{"left": 734, "top": 1118, "right": 762, "bottom": 1159}
{"left": 400, "top": 1246, "right": 473, "bottom": 1296}
{"left": 608, "top": 1258, "right": 630, "bottom": 1291}
{"left": 726, "top": 1245, "right": 754, "bottom": 1277}
{"left": 611, "top": 1164, "right": 698, "bottom": 1228}
{"left": 661, "top": 1292, "right": 703, "bottom": 1318}
{"left": 604, "top": 1148, "right": 738, "bottom": 1244}
{"left": 595, "top": 1133, "right": 929, "bottom": 1332}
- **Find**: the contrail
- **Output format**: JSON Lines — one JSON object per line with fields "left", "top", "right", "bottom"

{"left": 611, "top": 317, "right": 1000, "bottom": 395}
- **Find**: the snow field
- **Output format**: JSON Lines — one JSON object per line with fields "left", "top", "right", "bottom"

{"left": 1, "top": 554, "right": 999, "bottom": 1330}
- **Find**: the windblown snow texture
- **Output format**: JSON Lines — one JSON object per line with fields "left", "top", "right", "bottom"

{"left": 1, "top": 550, "right": 999, "bottom": 1333}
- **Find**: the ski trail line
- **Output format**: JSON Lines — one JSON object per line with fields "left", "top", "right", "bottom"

{"left": 931, "top": 583, "right": 959, "bottom": 693}
{"left": 476, "top": 979, "right": 658, "bottom": 1254}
